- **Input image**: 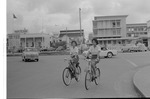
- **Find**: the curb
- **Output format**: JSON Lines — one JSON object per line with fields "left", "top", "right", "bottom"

{"left": 132, "top": 80, "right": 145, "bottom": 98}
{"left": 132, "top": 66, "right": 150, "bottom": 98}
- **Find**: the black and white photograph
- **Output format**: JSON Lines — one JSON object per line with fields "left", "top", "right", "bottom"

{"left": 5, "top": 0, "right": 150, "bottom": 98}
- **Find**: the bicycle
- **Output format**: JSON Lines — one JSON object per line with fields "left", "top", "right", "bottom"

{"left": 62, "top": 58, "right": 81, "bottom": 86}
{"left": 84, "top": 58, "right": 101, "bottom": 90}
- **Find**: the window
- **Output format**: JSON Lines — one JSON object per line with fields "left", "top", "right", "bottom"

{"left": 127, "top": 34, "right": 131, "bottom": 37}
{"left": 112, "top": 22, "right": 116, "bottom": 27}
{"left": 113, "top": 40, "right": 116, "bottom": 44}
{"left": 113, "top": 29, "right": 116, "bottom": 35}
{"left": 116, "top": 21, "right": 120, "bottom": 27}
{"left": 108, "top": 40, "right": 111, "bottom": 44}
{"left": 117, "top": 29, "right": 121, "bottom": 35}
{"left": 144, "top": 32, "right": 147, "bottom": 35}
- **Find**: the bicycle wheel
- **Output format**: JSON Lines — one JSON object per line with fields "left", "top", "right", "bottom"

{"left": 95, "top": 68, "right": 100, "bottom": 85}
{"left": 75, "top": 66, "right": 81, "bottom": 82}
{"left": 85, "top": 70, "right": 92, "bottom": 90}
{"left": 62, "top": 68, "right": 72, "bottom": 86}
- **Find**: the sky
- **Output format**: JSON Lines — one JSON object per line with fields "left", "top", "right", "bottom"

{"left": 7, "top": 0, "right": 150, "bottom": 39}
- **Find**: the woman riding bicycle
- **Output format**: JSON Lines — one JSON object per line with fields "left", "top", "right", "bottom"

{"left": 69, "top": 40, "right": 79, "bottom": 75}
{"left": 86, "top": 38, "right": 101, "bottom": 78}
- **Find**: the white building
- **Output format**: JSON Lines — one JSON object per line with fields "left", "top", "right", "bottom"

{"left": 147, "top": 20, "right": 150, "bottom": 47}
{"left": 93, "top": 15, "right": 129, "bottom": 46}
{"left": 7, "top": 29, "right": 52, "bottom": 52}
{"left": 20, "top": 33, "right": 51, "bottom": 50}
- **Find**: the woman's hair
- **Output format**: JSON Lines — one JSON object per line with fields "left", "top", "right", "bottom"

{"left": 92, "top": 38, "right": 99, "bottom": 45}
{"left": 71, "top": 40, "right": 77, "bottom": 46}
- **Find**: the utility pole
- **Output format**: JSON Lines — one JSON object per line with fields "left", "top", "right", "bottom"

{"left": 79, "top": 8, "right": 82, "bottom": 37}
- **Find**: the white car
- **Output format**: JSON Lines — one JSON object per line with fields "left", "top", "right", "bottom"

{"left": 22, "top": 47, "right": 39, "bottom": 62}
{"left": 83, "top": 47, "right": 117, "bottom": 58}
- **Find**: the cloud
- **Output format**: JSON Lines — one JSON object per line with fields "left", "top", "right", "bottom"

{"left": 7, "top": 0, "right": 150, "bottom": 39}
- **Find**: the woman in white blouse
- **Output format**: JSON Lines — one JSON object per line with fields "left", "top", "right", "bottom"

{"left": 86, "top": 38, "right": 101, "bottom": 77}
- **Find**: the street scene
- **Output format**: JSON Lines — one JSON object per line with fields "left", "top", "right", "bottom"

{"left": 7, "top": 0, "right": 150, "bottom": 98}
{"left": 7, "top": 52, "right": 150, "bottom": 98}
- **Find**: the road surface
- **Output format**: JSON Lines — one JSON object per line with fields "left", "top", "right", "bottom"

{"left": 7, "top": 51, "right": 150, "bottom": 98}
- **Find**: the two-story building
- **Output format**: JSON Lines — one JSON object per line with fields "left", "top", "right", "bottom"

{"left": 93, "top": 15, "right": 150, "bottom": 48}
{"left": 126, "top": 23, "right": 149, "bottom": 46}
{"left": 93, "top": 15, "right": 134, "bottom": 47}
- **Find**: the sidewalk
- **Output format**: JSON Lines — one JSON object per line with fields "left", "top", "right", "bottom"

{"left": 133, "top": 66, "right": 150, "bottom": 97}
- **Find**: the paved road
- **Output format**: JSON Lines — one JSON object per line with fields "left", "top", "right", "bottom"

{"left": 7, "top": 51, "right": 150, "bottom": 98}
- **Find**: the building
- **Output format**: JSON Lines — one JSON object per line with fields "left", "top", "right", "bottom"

{"left": 59, "top": 29, "right": 84, "bottom": 46}
{"left": 147, "top": 20, "right": 150, "bottom": 47}
{"left": 126, "top": 23, "right": 149, "bottom": 46}
{"left": 20, "top": 33, "right": 51, "bottom": 50}
{"left": 126, "top": 23, "right": 147, "bottom": 38}
{"left": 7, "top": 29, "right": 27, "bottom": 52}
{"left": 93, "top": 15, "right": 129, "bottom": 46}
{"left": 7, "top": 29, "right": 52, "bottom": 52}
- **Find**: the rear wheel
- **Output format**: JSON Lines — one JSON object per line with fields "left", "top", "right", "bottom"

{"left": 107, "top": 52, "right": 113, "bottom": 58}
{"left": 95, "top": 68, "right": 100, "bottom": 85}
{"left": 85, "top": 71, "right": 91, "bottom": 90}
{"left": 62, "top": 68, "right": 71, "bottom": 86}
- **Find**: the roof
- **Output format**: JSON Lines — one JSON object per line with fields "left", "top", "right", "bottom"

{"left": 59, "top": 33, "right": 83, "bottom": 38}
{"left": 97, "top": 37, "right": 137, "bottom": 41}
{"left": 94, "top": 15, "right": 128, "bottom": 18}
{"left": 60, "top": 29, "right": 84, "bottom": 33}
{"left": 127, "top": 23, "right": 147, "bottom": 27}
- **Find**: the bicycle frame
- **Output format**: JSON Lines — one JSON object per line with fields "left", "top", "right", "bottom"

{"left": 85, "top": 59, "right": 97, "bottom": 77}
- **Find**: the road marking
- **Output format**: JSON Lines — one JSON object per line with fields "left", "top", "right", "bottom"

{"left": 121, "top": 57, "right": 138, "bottom": 67}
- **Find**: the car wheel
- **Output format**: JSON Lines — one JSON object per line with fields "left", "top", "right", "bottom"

{"left": 36, "top": 59, "right": 39, "bottom": 62}
{"left": 25, "top": 59, "right": 27, "bottom": 62}
{"left": 107, "top": 52, "right": 113, "bottom": 58}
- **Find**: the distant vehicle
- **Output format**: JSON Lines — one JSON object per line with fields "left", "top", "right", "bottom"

{"left": 22, "top": 47, "right": 39, "bottom": 62}
{"left": 137, "top": 43, "right": 148, "bottom": 52}
{"left": 83, "top": 47, "right": 118, "bottom": 58}
{"left": 121, "top": 43, "right": 148, "bottom": 52}
{"left": 121, "top": 44, "right": 134, "bottom": 52}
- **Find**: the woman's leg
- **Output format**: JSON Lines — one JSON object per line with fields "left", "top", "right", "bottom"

{"left": 91, "top": 61, "right": 96, "bottom": 77}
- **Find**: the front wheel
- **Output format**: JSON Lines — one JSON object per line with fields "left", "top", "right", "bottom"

{"left": 95, "top": 68, "right": 100, "bottom": 85}
{"left": 75, "top": 66, "right": 81, "bottom": 82}
{"left": 62, "top": 68, "right": 71, "bottom": 86}
{"left": 85, "top": 71, "right": 91, "bottom": 90}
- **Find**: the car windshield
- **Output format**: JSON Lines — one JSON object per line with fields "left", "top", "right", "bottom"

{"left": 25, "top": 48, "right": 37, "bottom": 52}
{"left": 101, "top": 47, "right": 107, "bottom": 50}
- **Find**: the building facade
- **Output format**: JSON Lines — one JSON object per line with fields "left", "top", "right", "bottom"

{"left": 20, "top": 33, "right": 51, "bottom": 50}
{"left": 147, "top": 20, "right": 150, "bottom": 47}
{"left": 126, "top": 23, "right": 149, "bottom": 46}
{"left": 92, "top": 15, "right": 150, "bottom": 48}
{"left": 7, "top": 30, "right": 52, "bottom": 52}
{"left": 93, "top": 15, "right": 128, "bottom": 47}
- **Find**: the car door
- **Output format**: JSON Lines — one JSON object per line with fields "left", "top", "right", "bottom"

{"left": 100, "top": 47, "right": 108, "bottom": 57}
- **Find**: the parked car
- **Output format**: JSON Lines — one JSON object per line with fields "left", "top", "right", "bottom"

{"left": 22, "top": 47, "right": 39, "bottom": 62}
{"left": 83, "top": 47, "right": 117, "bottom": 58}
